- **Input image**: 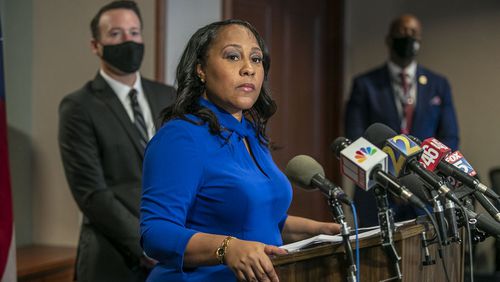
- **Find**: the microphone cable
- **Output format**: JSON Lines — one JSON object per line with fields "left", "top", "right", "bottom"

{"left": 420, "top": 205, "right": 452, "bottom": 282}
{"left": 458, "top": 204, "right": 474, "bottom": 282}
{"left": 351, "top": 203, "right": 360, "bottom": 282}
{"left": 441, "top": 180, "right": 473, "bottom": 281}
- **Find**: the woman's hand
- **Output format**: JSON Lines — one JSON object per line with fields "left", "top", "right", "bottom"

{"left": 224, "top": 238, "right": 287, "bottom": 282}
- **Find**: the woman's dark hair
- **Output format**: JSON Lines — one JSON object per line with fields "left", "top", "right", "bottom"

{"left": 161, "top": 19, "right": 277, "bottom": 145}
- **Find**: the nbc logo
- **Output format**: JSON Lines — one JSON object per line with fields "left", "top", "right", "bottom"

{"left": 355, "top": 147, "right": 377, "bottom": 163}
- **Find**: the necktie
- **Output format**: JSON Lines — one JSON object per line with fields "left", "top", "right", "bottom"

{"left": 399, "top": 72, "right": 414, "bottom": 135}
{"left": 129, "top": 89, "right": 148, "bottom": 149}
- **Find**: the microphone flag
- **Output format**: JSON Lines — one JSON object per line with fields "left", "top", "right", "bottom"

{"left": 339, "top": 137, "right": 388, "bottom": 190}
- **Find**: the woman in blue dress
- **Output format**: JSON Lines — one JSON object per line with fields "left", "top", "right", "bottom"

{"left": 140, "top": 19, "right": 341, "bottom": 282}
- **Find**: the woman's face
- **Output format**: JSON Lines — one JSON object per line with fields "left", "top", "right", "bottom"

{"left": 197, "top": 24, "right": 264, "bottom": 121}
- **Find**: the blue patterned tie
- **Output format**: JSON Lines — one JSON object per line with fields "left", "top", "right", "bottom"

{"left": 129, "top": 89, "right": 148, "bottom": 149}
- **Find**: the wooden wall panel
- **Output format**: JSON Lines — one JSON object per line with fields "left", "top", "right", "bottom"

{"left": 226, "top": 0, "right": 344, "bottom": 221}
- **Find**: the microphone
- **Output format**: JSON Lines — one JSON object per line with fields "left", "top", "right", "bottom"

{"left": 474, "top": 190, "right": 500, "bottom": 222}
{"left": 408, "top": 136, "right": 500, "bottom": 222}
{"left": 398, "top": 173, "right": 433, "bottom": 202}
{"left": 332, "top": 137, "right": 403, "bottom": 279}
{"left": 398, "top": 173, "right": 451, "bottom": 244}
{"left": 285, "top": 155, "right": 358, "bottom": 281}
{"left": 331, "top": 136, "right": 427, "bottom": 210}
{"left": 405, "top": 137, "right": 457, "bottom": 241}
{"left": 445, "top": 150, "right": 499, "bottom": 199}
{"left": 417, "top": 137, "right": 452, "bottom": 172}
{"left": 444, "top": 151, "right": 500, "bottom": 222}
{"left": 401, "top": 173, "right": 500, "bottom": 237}
{"left": 332, "top": 137, "right": 388, "bottom": 191}
{"left": 284, "top": 155, "right": 352, "bottom": 205}
{"left": 409, "top": 136, "right": 499, "bottom": 200}
{"left": 432, "top": 191, "right": 450, "bottom": 245}
{"left": 464, "top": 209, "right": 500, "bottom": 237}
{"left": 444, "top": 198, "right": 460, "bottom": 242}
{"left": 363, "top": 123, "right": 461, "bottom": 205}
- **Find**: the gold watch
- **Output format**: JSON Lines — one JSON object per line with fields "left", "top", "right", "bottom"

{"left": 215, "top": 236, "right": 234, "bottom": 264}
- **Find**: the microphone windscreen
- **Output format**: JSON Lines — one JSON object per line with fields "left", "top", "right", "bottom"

{"left": 363, "top": 123, "right": 398, "bottom": 148}
{"left": 398, "top": 173, "right": 433, "bottom": 203}
{"left": 284, "top": 155, "right": 324, "bottom": 190}
{"left": 331, "top": 137, "right": 349, "bottom": 158}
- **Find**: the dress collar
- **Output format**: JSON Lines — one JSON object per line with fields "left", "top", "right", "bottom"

{"left": 199, "top": 98, "right": 254, "bottom": 138}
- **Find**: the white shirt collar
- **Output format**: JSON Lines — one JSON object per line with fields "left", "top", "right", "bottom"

{"left": 387, "top": 60, "right": 417, "bottom": 82}
{"left": 99, "top": 69, "right": 143, "bottom": 100}
{"left": 98, "top": 69, "right": 155, "bottom": 139}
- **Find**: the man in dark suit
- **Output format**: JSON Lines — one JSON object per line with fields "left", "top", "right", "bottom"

{"left": 345, "top": 14, "right": 459, "bottom": 227}
{"left": 58, "top": 1, "right": 175, "bottom": 281}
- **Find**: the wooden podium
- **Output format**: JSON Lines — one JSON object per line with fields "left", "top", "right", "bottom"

{"left": 272, "top": 222, "right": 464, "bottom": 281}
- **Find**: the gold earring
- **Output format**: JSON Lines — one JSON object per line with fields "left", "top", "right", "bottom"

{"left": 199, "top": 77, "right": 205, "bottom": 83}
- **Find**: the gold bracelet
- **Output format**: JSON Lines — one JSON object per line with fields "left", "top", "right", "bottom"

{"left": 215, "top": 236, "right": 234, "bottom": 264}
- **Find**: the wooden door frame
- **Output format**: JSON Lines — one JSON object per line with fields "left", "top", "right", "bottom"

{"left": 155, "top": 0, "right": 167, "bottom": 83}
{"left": 221, "top": 0, "right": 345, "bottom": 181}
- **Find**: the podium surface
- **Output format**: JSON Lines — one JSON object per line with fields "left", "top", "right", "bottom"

{"left": 273, "top": 222, "right": 464, "bottom": 281}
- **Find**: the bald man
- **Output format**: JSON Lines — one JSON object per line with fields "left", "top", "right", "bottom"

{"left": 344, "top": 14, "right": 459, "bottom": 227}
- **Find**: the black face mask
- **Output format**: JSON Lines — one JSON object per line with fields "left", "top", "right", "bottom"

{"left": 102, "top": 41, "right": 144, "bottom": 73}
{"left": 391, "top": 36, "right": 419, "bottom": 59}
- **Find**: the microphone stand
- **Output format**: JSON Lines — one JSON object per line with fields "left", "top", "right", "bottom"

{"left": 327, "top": 189, "right": 357, "bottom": 282}
{"left": 444, "top": 198, "right": 460, "bottom": 243}
{"left": 374, "top": 185, "right": 403, "bottom": 280}
{"left": 430, "top": 192, "right": 450, "bottom": 246}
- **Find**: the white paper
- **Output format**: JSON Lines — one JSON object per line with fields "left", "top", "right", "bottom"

{"left": 280, "top": 219, "right": 414, "bottom": 252}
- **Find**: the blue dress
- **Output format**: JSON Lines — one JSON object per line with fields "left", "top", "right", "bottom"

{"left": 140, "top": 98, "right": 293, "bottom": 281}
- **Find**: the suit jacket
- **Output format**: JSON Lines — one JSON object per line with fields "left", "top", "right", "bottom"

{"left": 345, "top": 64, "right": 459, "bottom": 150}
{"left": 59, "top": 73, "right": 175, "bottom": 282}
{"left": 345, "top": 64, "right": 459, "bottom": 227}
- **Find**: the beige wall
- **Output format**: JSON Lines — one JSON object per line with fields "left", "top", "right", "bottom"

{"left": 345, "top": 1, "right": 500, "bottom": 186}
{"left": 4, "top": 0, "right": 157, "bottom": 247}
{"left": 345, "top": 0, "right": 500, "bottom": 274}
{"left": 4, "top": 0, "right": 500, "bottom": 272}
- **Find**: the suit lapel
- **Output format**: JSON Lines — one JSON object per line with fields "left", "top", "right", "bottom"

{"left": 142, "top": 80, "right": 161, "bottom": 131}
{"left": 412, "top": 66, "right": 427, "bottom": 132}
{"left": 379, "top": 65, "right": 401, "bottom": 130}
{"left": 90, "top": 73, "right": 145, "bottom": 158}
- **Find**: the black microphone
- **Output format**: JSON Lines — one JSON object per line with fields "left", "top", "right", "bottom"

{"left": 407, "top": 135, "right": 500, "bottom": 222}
{"left": 284, "top": 155, "right": 352, "bottom": 205}
{"left": 444, "top": 198, "right": 460, "bottom": 241}
{"left": 398, "top": 173, "right": 433, "bottom": 202}
{"left": 398, "top": 173, "right": 450, "bottom": 244}
{"left": 474, "top": 191, "right": 500, "bottom": 222}
{"left": 285, "top": 155, "right": 358, "bottom": 281}
{"left": 431, "top": 190, "right": 450, "bottom": 245}
{"left": 464, "top": 209, "right": 500, "bottom": 237}
{"left": 363, "top": 123, "right": 461, "bottom": 206}
{"left": 401, "top": 173, "right": 500, "bottom": 237}
{"left": 408, "top": 135, "right": 500, "bottom": 200}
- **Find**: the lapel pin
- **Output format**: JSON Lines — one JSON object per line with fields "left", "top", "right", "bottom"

{"left": 419, "top": 75, "right": 428, "bottom": 85}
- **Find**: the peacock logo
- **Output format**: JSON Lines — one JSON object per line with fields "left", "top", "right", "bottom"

{"left": 355, "top": 147, "right": 377, "bottom": 163}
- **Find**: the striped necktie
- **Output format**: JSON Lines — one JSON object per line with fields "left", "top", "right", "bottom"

{"left": 129, "top": 88, "right": 148, "bottom": 149}
{"left": 399, "top": 71, "right": 414, "bottom": 135}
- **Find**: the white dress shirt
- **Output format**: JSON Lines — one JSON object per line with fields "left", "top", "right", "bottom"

{"left": 100, "top": 69, "right": 155, "bottom": 140}
{"left": 387, "top": 60, "right": 417, "bottom": 119}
